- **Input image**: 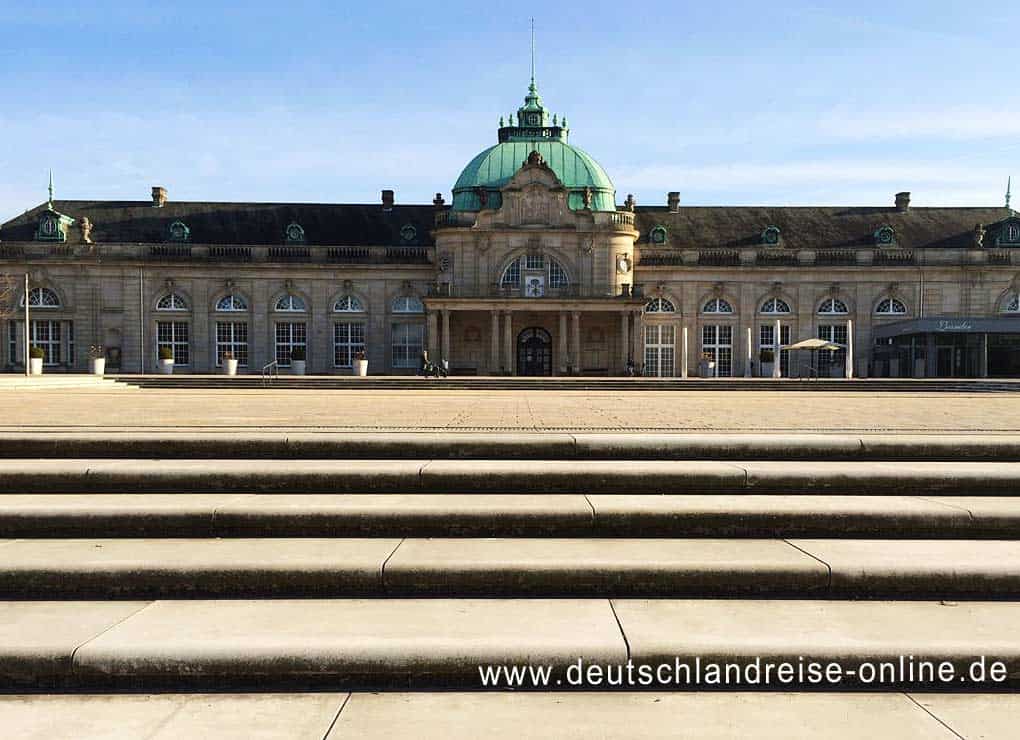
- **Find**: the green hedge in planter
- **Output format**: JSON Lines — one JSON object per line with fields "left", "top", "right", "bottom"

{"left": 29, "top": 346, "right": 45, "bottom": 360}
{"left": 158, "top": 347, "right": 174, "bottom": 361}
{"left": 289, "top": 347, "right": 306, "bottom": 361}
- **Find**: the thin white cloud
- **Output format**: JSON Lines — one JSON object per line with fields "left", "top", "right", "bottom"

{"left": 818, "top": 108, "right": 1020, "bottom": 140}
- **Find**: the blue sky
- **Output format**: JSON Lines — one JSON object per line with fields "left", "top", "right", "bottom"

{"left": 1, "top": 0, "right": 1018, "bottom": 216}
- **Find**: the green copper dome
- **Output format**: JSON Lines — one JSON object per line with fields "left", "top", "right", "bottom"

{"left": 451, "top": 83, "right": 616, "bottom": 212}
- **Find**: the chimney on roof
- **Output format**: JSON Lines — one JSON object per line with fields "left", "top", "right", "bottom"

{"left": 382, "top": 189, "right": 395, "bottom": 211}
{"left": 667, "top": 192, "right": 680, "bottom": 212}
{"left": 433, "top": 193, "right": 445, "bottom": 209}
{"left": 895, "top": 191, "right": 910, "bottom": 211}
{"left": 151, "top": 186, "right": 167, "bottom": 208}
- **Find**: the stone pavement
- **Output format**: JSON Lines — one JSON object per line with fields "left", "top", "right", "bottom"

{"left": 4, "top": 385, "right": 1020, "bottom": 431}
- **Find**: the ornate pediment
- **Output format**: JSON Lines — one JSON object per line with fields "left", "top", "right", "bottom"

{"left": 496, "top": 152, "right": 571, "bottom": 228}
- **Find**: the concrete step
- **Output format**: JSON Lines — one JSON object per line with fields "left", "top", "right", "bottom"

{"left": 4, "top": 431, "right": 1020, "bottom": 460}
{"left": 1, "top": 494, "right": 1016, "bottom": 538}
{"left": 4, "top": 459, "right": 1020, "bottom": 494}
{"left": 2, "top": 537, "right": 1020, "bottom": 598}
{"left": 4, "top": 691, "right": 1016, "bottom": 739}
{"left": 3, "top": 598, "right": 1019, "bottom": 689}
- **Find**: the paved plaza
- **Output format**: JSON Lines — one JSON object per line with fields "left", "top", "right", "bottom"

{"left": 6, "top": 383, "right": 1020, "bottom": 432}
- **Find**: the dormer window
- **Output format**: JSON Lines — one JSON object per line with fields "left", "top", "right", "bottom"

{"left": 35, "top": 211, "right": 72, "bottom": 242}
{"left": 168, "top": 221, "right": 190, "bottom": 242}
{"left": 650, "top": 226, "right": 668, "bottom": 245}
{"left": 400, "top": 224, "right": 417, "bottom": 243}
{"left": 997, "top": 220, "right": 1020, "bottom": 246}
{"left": 761, "top": 225, "right": 781, "bottom": 246}
{"left": 285, "top": 223, "right": 305, "bottom": 243}
{"left": 874, "top": 225, "right": 896, "bottom": 246}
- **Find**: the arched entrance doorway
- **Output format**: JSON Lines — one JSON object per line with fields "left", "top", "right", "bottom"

{"left": 517, "top": 327, "right": 552, "bottom": 376}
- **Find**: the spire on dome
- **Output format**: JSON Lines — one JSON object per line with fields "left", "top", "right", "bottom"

{"left": 47, "top": 170, "right": 54, "bottom": 210}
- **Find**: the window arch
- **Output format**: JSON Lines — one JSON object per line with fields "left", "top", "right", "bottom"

{"left": 760, "top": 297, "right": 792, "bottom": 314}
{"left": 156, "top": 293, "right": 189, "bottom": 311}
{"left": 391, "top": 295, "right": 424, "bottom": 313}
{"left": 1001, "top": 293, "right": 1020, "bottom": 314}
{"left": 274, "top": 294, "right": 306, "bottom": 312}
{"left": 499, "top": 254, "right": 569, "bottom": 289}
{"left": 334, "top": 295, "right": 365, "bottom": 313}
{"left": 215, "top": 294, "right": 248, "bottom": 312}
{"left": 702, "top": 298, "right": 733, "bottom": 314}
{"left": 875, "top": 297, "right": 907, "bottom": 315}
{"left": 20, "top": 287, "right": 61, "bottom": 308}
{"left": 818, "top": 298, "right": 849, "bottom": 315}
{"left": 645, "top": 297, "right": 676, "bottom": 313}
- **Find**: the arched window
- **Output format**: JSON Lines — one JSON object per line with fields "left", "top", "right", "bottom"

{"left": 645, "top": 297, "right": 676, "bottom": 313}
{"left": 702, "top": 298, "right": 733, "bottom": 314}
{"left": 549, "top": 259, "right": 568, "bottom": 288}
{"left": 875, "top": 297, "right": 907, "bottom": 315}
{"left": 156, "top": 293, "right": 188, "bottom": 311}
{"left": 274, "top": 294, "right": 306, "bottom": 312}
{"left": 392, "top": 295, "right": 424, "bottom": 313}
{"left": 334, "top": 295, "right": 365, "bottom": 312}
{"left": 215, "top": 294, "right": 248, "bottom": 312}
{"left": 818, "top": 298, "right": 849, "bottom": 315}
{"left": 1001, "top": 293, "right": 1020, "bottom": 314}
{"left": 20, "top": 287, "right": 61, "bottom": 308}
{"left": 760, "top": 297, "right": 791, "bottom": 314}
{"left": 500, "top": 255, "right": 569, "bottom": 288}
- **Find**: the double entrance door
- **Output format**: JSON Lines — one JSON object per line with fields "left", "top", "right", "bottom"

{"left": 517, "top": 327, "right": 552, "bottom": 376}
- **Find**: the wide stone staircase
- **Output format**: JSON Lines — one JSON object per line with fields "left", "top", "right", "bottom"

{"left": 2, "top": 432, "right": 1020, "bottom": 737}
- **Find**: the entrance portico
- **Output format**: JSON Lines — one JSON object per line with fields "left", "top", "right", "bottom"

{"left": 424, "top": 298, "right": 645, "bottom": 375}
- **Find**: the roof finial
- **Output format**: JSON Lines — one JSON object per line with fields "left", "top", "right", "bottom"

{"left": 529, "top": 18, "right": 536, "bottom": 92}
{"left": 1007, "top": 176, "right": 1012, "bottom": 210}
{"left": 47, "top": 170, "right": 54, "bottom": 210}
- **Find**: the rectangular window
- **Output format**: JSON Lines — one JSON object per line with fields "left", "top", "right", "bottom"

{"left": 643, "top": 324, "right": 675, "bottom": 377}
{"left": 275, "top": 322, "right": 306, "bottom": 367}
{"left": 702, "top": 324, "right": 733, "bottom": 377}
{"left": 759, "top": 324, "right": 791, "bottom": 376}
{"left": 391, "top": 322, "right": 424, "bottom": 368}
{"left": 216, "top": 321, "right": 248, "bottom": 367}
{"left": 30, "top": 320, "right": 62, "bottom": 366}
{"left": 334, "top": 321, "right": 366, "bottom": 368}
{"left": 8, "top": 321, "right": 15, "bottom": 365}
{"left": 525, "top": 254, "right": 545, "bottom": 269}
{"left": 156, "top": 321, "right": 189, "bottom": 365}
{"left": 67, "top": 322, "right": 75, "bottom": 368}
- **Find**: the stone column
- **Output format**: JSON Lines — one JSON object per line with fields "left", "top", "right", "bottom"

{"left": 744, "top": 326, "right": 753, "bottom": 377}
{"left": 681, "top": 324, "right": 689, "bottom": 378}
{"left": 558, "top": 312, "right": 568, "bottom": 375}
{"left": 631, "top": 311, "right": 643, "bottom": 372}
{"left": 490, "top": 310, "right": 500, "bottom": 375}
{"left": 503, "top": 310, "right": 514, "bottom": 375}
{"left": 571, "top": 311, "right": 581, "bottom": 375}
{"left": 426, "top": 310, "right": 439, "bottom": 359}
{"left": 981, "top": 333, "right": 989, "bottom": 378}
{"left": 620, "top": 311, "right": 630, "bottom": 372}
{"left": 441, "top": 309, "right": 451, "bottom": 363}
{"left": 845, "top": 318, "right": 854, "bottom": 379}
{"left": 773, "top": 318, "right": 782, "bottom": 378}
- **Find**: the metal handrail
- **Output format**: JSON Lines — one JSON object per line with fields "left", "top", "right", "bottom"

{"left": 261, "top": 360, "right": 279, "bottom": 387}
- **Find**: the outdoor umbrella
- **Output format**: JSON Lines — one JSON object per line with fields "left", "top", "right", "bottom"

{"left": 783, "top": 338, "right": 843, "bottom": 378}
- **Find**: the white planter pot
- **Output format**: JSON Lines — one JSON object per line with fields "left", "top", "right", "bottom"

{"left": 760, "top": 362, "right": 774, "bottom": 378}
{"left": 29, "top": 357, "right": 43, "bottom": 375}
{"left": 159, "top": 359, "right": 174, "bottom": 375}
{"left": 291, "top": 359, "right": 306, "bottom": 376}
{"left": 224, "top": 358, "right": 239, "bottom": 376}
{"left": 90, "top": 358, "right": 106, "bottom": 376}
{"left": 354, "top": 359, "right": 369, "bottom": 377}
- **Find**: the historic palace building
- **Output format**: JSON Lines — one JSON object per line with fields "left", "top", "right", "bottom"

{"left": 3, "top": 78, "right": 1020, "bottom": 378}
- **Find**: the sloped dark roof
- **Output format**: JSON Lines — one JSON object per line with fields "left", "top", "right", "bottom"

{"left": 0, "top": 201, "right": 440, "bottom": 246}
{"left": 633, "top": 205, "right": 1012, "bottom": 250}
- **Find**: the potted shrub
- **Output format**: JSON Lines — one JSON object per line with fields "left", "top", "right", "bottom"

{"left": 222, "top": 351, "right": 239, "bottom": 376}
{"left": 353, "top": 350, "right": 368, "bottom": 377}
{"left": 758, "top": 348, "right": 775, "bottom": 377}
{"left": 89, "top": 345, "right": 106, "bottom": 376}
{"left": 289, "top": 346, "right": 306, "bottom": 375}
{"left": 158, "top": 346, "right": 175, "bottom": 375}
{"left": 698, "top": 351, "right": 717, "bottom": 378}
{"left": 28, "top": 346, "right": 44, "bottom": 376}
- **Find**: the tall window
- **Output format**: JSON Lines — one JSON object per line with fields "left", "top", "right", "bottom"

{"left": 644, "top": 324, "right": 675, "bottom": 377}
{"left": 817, "top": 324, "right": 848, "bottom": 376}
{"left": 391, "top": 323, "right": 424, "bottom": 368}
{"left": 760, "top": 297, "right": 792, "bottom": 314}
{"left": 156, "top": 321, "right": 189, "bottom": 365}
{"left": 702, "top": 325, "right": 732, "bottom": 377}
{"left": 275, "top": 322, "right": 306, "bottom": 367}
{"left": 818, "top": 298, "right": 849, "bottom": 315}
{"left": 875, "top": 297, "right": 907, "bottom": 315}
{"left": 216, "top": 322, "right": 248, "bottom": 367}
{"left": 334, "top": 322, "right": 366, "bottom": 367}
{"left": 702, "top": 298, "right": 733, "bottom": 314}
{"left": 644, "top": 297, "right": 676, "bottom": 313}
{"left": 759, "top": 324, "right": 790, "bottom": 376}
{"left": 31, "top": 320, "right": 62, "bottom": 365}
